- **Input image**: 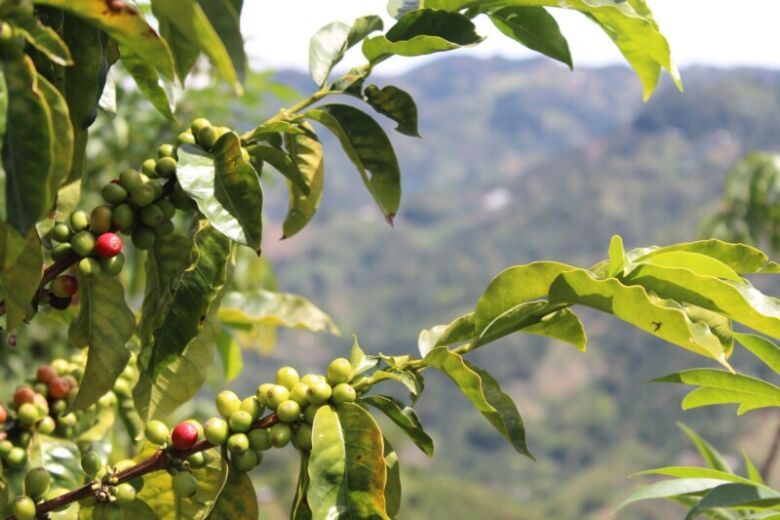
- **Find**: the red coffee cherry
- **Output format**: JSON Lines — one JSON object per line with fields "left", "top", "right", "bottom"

{"left": 0, "top": 405, "right": 7, "bottom": 423}
{"left": 48, "top": 378, "right": 70, "bottom": 400}
{"left": 36, "top": 365, "right": 58, "bottom": 384}
{"left": 95, "top": 233, "right": 123, "bottom": 259}
{"left": 13, "top": 386, "right": 36, "bottom": 407}
{"left": 171, "top": 422, "right": 199, "bottom": 450}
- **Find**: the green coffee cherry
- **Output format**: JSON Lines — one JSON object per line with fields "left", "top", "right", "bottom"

{"left": 191, "top": 118, "right": 212, "bottom": 134}
{"left": 52, "top": 243, "right": 74, "bottom": 261}
{"left": 228, "top": 410, "right": 253, "bottom": 433}
{"left": 290, "top": 383, "right": 310, "bottom": 407}
{"left": 156, "top": 156, "right": 177, "bottom": 178}
{"left": 132, "top": 226, "right": 156, "bottom": 250}
{"left": 6, "top": 446, "right": 27, "bottom": 468}
{"left": 307, "top": 381, "right": 332, "bottom": 405}
{"left": 227, "top": 433, "right": 249, "bottom": 454}
{"left": 187, "top": 451, "right": 207, "bottom": 469}
{"left": 276, "top": 366, "right": 300, "bottom": 389}
{"left": 216, "top": 390, "right": 241, "bottom": 418}
{"left": 172, "top": 472, "right": 198, "bottom": 498}
{"left": 18, "top": 403, "right": 39, "bottom": 426}
{"left": 100, "top": 253, "right": 125, "bottom": 276}
{"left": 130, "top": 183, "right": 156, "bottom": 207}
{"left": 90, "top": 205, "right": 114, "bottom": 234}
{"left": 276, "top": 400, "right": 301, "bottom": 423}
{"left": 265, "top": 385, "right": 290, "bottom": 408}
{"left": 301, "top": 374, "right": 325, "bottom": 387}
{"left": 102, "top": 183, "right": 128, "bottom": 204}
{"left": 24, "top": 467, "right": 52, "bottom": 498}
{"left": 157, "top": 199, "right": 176, "bottom": 220}
{"left": 214, "top": 127, "right": 231, "bottom": 140}
{"left": 177, "top": 131, "right": 196, "bottom": 146}
{"left": 145, "top": 420, "right": 169, "bottom": 445}
{"left": 231, "top": 450, "right": 258, "bottom": 472}
{"left": 240, "top": 397, "right": 263, "bottom": 421}
{"left": 38, "top": 416, "right": 56, "bottom": 435}
{"left": 70, "top": 210, "right": 90, "bottom": 232}
{"left": 295, "top": 424, "right": 313, "bottom": 451}
{"left": 158, "top": 143, "right": 176, "bottom": 159}
{"left": 59, "top": 412, "right": 77, "bottom": 428}
{"left": 0, "top": 440, "right": 13, "bottom": 456}
{"left": 78, "top": 257, "right": 100, "bottom": 277}
{"left": 256, "top": 383, "right": 274, "bottom": 407}
{"left": 81, "top": 451, "right": 103, "bottom": 476}
{"left": 112, "top": 204, "right": 135, "bottom": 232}
{"left": 51, "top": 222, "right": 72, "bottom": 243}
{"left": 248, "top": 429, "right": 271, "bottom": 451}
{"left": 11, "top": 496, "right": 36, "bottom": 520}
{"left": 170, "top": 183, "right": 195, "bottom": 210}
{"left": 114, "top": 482, "right": 136, "bottom": 505}
{"left": 119, "top": 169, "right": 144, "bottom": 191}
{"left": 154, "top": 220, "right": 176, "bottom": 237}
{"left": 142, "top": 159, "right": 157, "bottom": 177}
{"left": 331, "top": 383, "right": 357, "bottom": 405}
{"left": 327, "top": 358, "right": 352, "bottom": 385}
{"left": 269, "top": 424, "right": 292, "bottom": 448}
{"left": 140, "top": 204, "right": 165, "bottom": 227}
{"left": 71, "top": 231, "right": 96, "bottom": 257}
{"left": 196, "top": 126, "right": 217, "bottom": 149}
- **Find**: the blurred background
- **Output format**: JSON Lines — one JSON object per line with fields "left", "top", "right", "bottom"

{"left": 7, "top": 1, "right": 780, "bottom": 518}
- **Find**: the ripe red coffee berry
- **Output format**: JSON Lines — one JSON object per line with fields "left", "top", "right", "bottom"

{"left": 48, "top": 378, "right": 70, "bottom": 400}
{"left": 36, "top": 365, "right": 58, "bottom": 384}
{"left": 13, "top": 386, "right": 35, "bottom": 407}
{"left": 0, "top": 405, "right": 7, "bottom": 423}
{"left": 171, "top": 422, "right": 199, "bottom": 450}
{"left": 95, "top": 233, "right": 122, "bottom": 258}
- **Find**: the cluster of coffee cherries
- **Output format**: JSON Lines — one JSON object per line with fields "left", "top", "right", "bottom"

{"left": 141, "top": 358, "right": 358, "bottom": 486}
{"left": 0, "top": 360, "right": 83, "bottom": 469}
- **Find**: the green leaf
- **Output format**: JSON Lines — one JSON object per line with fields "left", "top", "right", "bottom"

{"left": 36, "top": 73, "right": 74, "bottom": 197}
{"left": 3, "top": 54, "right": 54, "bottom": 235}
{"left": 207, "top": 469, "right": 257, "bottom": 520}
{"left": 217, "top": 327, "right": 242, "bottom": 382}
{"left": 218, "top": 289, "right": 339, "bottom": 334}
{"left": 177, "top": 142, "right": 262, "bottom": 250}
{"left": 363, "top": 84, "right": 419, "bottom": 137}
{"left": 282, "top": 122, "right": 324, "bottom": 239}
{"left": 607, "top": 234, "right": 630, "bottom": 277}
{"left": 198, "top": 0, "right": 247, "bottom": 83}
{"left": 136, "top": 443, "right": 227, "bottom": 519}
{"left": 632, "top": 240, "right": 773, "bottom": 275}
{"left": 691, "top": 483, "right": 780, "bottom": 515}
{"left": 418, "top": 313, "right": 474, "bottom": 357}
{"left": 308, "top": 404, "right": 389, "bottom": 519}
{"left": 549, "top": 268, "right": 733, "bottom": 368}
{"left": 10, "top": 12, "right": 72, "bottom": 66}
{"left": 734, "top": 333, "right": 780, "bottom": 374}
{"left": 68, "top": 273, "right": 134, "bottom": 412}
{"left": 120, "top": 48, "right": 176, "bottom": 121}
{"left": 305, "top": 104, "right": 400, "bottom": 223}
{"left": 309, "top": 16, "right": 383, "bottom": 86}
{"left": 487, "top": 6, "right": 572, "bottom": 68}
{"left": 625, "top": 263, "right": 780, "bottom": 343}
{"left": 291, "top": 452, "right": 313, "bottom": 520}
{"left": 383, "top": 438, "right": 401, "bottom": 519}
{"left": 653, "top": 369, "right": 780, "bottom": 413}
{"left": 2, "top": 227, "right": 42, "bottom": 332}
{"left": 361, "top": 395, "right": 434, "bottom": 457}
{"left": 640, "top": 251, "right": 743, "bottom": 282}
{"left": 633, "top": 466, "right": 764, "bottom": 487}
{"left": 350, "top": 336, "right": 380, "bottom": 377}
{"left": 518, "top": 307, "right": 587, "bottom": 351}
{"left": 151, "top": 0, "right": 241, "bottom": 91}
{"left": 617, "top": 478, "right": 731, "bottom": 510}
{"left": 743, "top": 452, "right": 764, "bottom": 484}
{"left": 28, "top": 435, "right": 82, "bottom": 492}
{"left": 37, "top": 0, "right": 175, "bottom": 81}
{"left": 158, "top": 17, "right": 200, "bottom": 81}
{"left": 424, "top": 348, "right": 532, "bottom": 458}
{"left": 362, "top": 9, "right": 483, "bottom": 62}
{"left": 142, "top": 223, "right": 231, "bottom": 378}
{"left": 474, "top": 261, "right": 575, "bottom": 335}
{"left": 245, "top": 143, "right": 310, "bottom": 194}
{"left": 677, "top": 422, "right": 733, "bottom": 473}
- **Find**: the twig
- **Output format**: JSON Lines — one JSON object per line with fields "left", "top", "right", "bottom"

{"left": 761, "top": 412, "right": 780, "bottom": 483}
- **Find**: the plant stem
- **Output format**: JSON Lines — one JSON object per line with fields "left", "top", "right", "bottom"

{"left": 5, "top": 413, "right": 279, "bottom": 520}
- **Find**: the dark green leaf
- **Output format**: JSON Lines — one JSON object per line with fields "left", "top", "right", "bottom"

{"left": 3, "top": 55, "right": 54, "bottom": 235}
{"left": 36, "top": 73, "right": 73, "bottom": 197}
{"left": 151, "top": 0, "right": 241, "bottom": 91}
{"left": 362, "top": 9, "right": 483, "bottom": 62}
{"left": 308, "top": 404, "right": 389, "bottom": 519}
{"left": 1, "top": 227, "right": 42, "bottom": 332}
{"left": 309, "top": 16, "right": 383, "bottom": 86}
{"left": 10, "top": 12, "right": 72, "bottom": 66}
{"left": 291, "top": 452, "right": 313, "bottom": 520}
{"left": 487, "top": 6, "right": 572, "bottom": 68}
{"left": 158, "top": 17, "right": 200, "bottom": 81}
{"left": 383, "top": 438, "right": 401, "bottom": 519}
{"left": 617, "top": 478, "right": 731, "bottom": 510}
{"left": 245, "top": 143, "right": 310, "bottom": 194}
{"left": 207, "top": 469, "right": 257, "bottom": 519}
{"left": 424, "top": 347, "right": 532, "bottom": 458}
{"left": 282, "top": 122, "right": 324, "bottom": 239}
{"left": 120, "top": 48, "right": 176, "bottom": 121}
{"left": 361, "top": 395, "right": 434, "bottom": 457}
{"left": 198, "top": 0, "right": 247, "bottom": 83}
{"left": 142, "top": 223, "right": 231, "bottom": 378}
{"left": 690, "top": 483, "right": 780, "bottom": 515}
{"left": 68, "top": 273, "right": 134, "bottom": 411}
{"left": 37, "top": 0, "right": 175, "bottom": 80}
{"left": 363, "top": 84, "right": 419, "bottom": 137}
{"left": 306, "top": 104, "right": 400, "bottom": 223}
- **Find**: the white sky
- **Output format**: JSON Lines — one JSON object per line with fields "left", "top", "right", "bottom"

{"left": 242, "top": 1, "right": 780, "bottom": 75}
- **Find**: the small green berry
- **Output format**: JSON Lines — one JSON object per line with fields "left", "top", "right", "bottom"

{"left": 99, "top": 253, "right": 125, "bottom": 276}
{"left": 265, "top": 385, "right": 290, "bottom": 408}
{"left": 142, "top": 159, "right": 157, "bottom": 177}
{"left": 51, "top": 222, "right": 72, "bottom": 242}
{"left": 158, "top": 143, "right": 176, "bottom": 159}
{"left": 228, "top": 410, "right": 253, "bottom": 433}
{"left": 119, "top": 169, "right": 144, "bottom": 192}
{"left": 131, "top": 226, "right": 156, "bottom": 250}
{"left": 295, "top": 424, "right": 313, "bottom": 451}
{"left": 172, "top": 472, "right": 198, "bottom": 498}
{"left": 112, "top": 203, "right": 135, "bottom": 232}
{"left": 307, "top": 381, "right": 332, "bottom": 405}
{"left": 227, "top": 433, "right": 249, "bottom": 454}
{"left": 156, "top": 156, "right": 177, "bottom": 178}
{"left": 11, "top": 496, "right": 36, "bottom": 520}
{"left": 24, "top": 467, "right": 51, "bottom": 498}
{"left": 71, "top": 230, "right": 96, "bottom": 257}
{"left": 204, "top": 417, "right": 229, "bottom": 446}
{"left": 276, "top": 400, "right": 301, "bottom": 423}
{"left": 276, "top": 366, "right": 300, "bottom": 389}
{"left": 248, "top": 429, "right": 271, "bottom": 451}
{"left": 331, "top": 383, "right": 357, "bottom": 405}
{"left": 269, "top": 423, "right": 292, "bottom": 448}
{"left": 70, "top": 210, "right": 90, "bottom": 232}
{"left": 216, "top": 390, "right": 241, "bottom": 418}
{"left": 81, "top": 451, "right": 103, "bottom": 476}
{"left": 113, "top": 482, "right": 136, "bottom": 505}
{"left": 102, "top": 183, "right": 128, "bottom": 204}
{"left": 327, "top": 358, "right": 352, "bottom": 385}
{"left": 145, "top": 420, "right": 169, "bottom": 445}
{"left": 130, "top": 183, "right": 156, "bottom": 207}
{"left": 231, "top": 450, "right": 258, "bottom": 472}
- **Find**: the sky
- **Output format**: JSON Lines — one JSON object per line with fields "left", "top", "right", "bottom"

{"left": 242, "top": 1, "right": 780, "bottom": 76}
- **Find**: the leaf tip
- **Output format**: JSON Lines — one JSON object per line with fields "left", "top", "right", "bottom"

{"left": 385, "top": 213, "right": 396, "bottom": 226}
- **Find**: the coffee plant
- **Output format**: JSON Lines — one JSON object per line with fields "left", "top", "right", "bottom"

{"left": 0, "top": 0, "right": 776, "bottom": 518}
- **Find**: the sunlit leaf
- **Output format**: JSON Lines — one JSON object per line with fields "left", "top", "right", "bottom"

{"left": 361, "top": 395, "right": 434, "bottom": 457}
